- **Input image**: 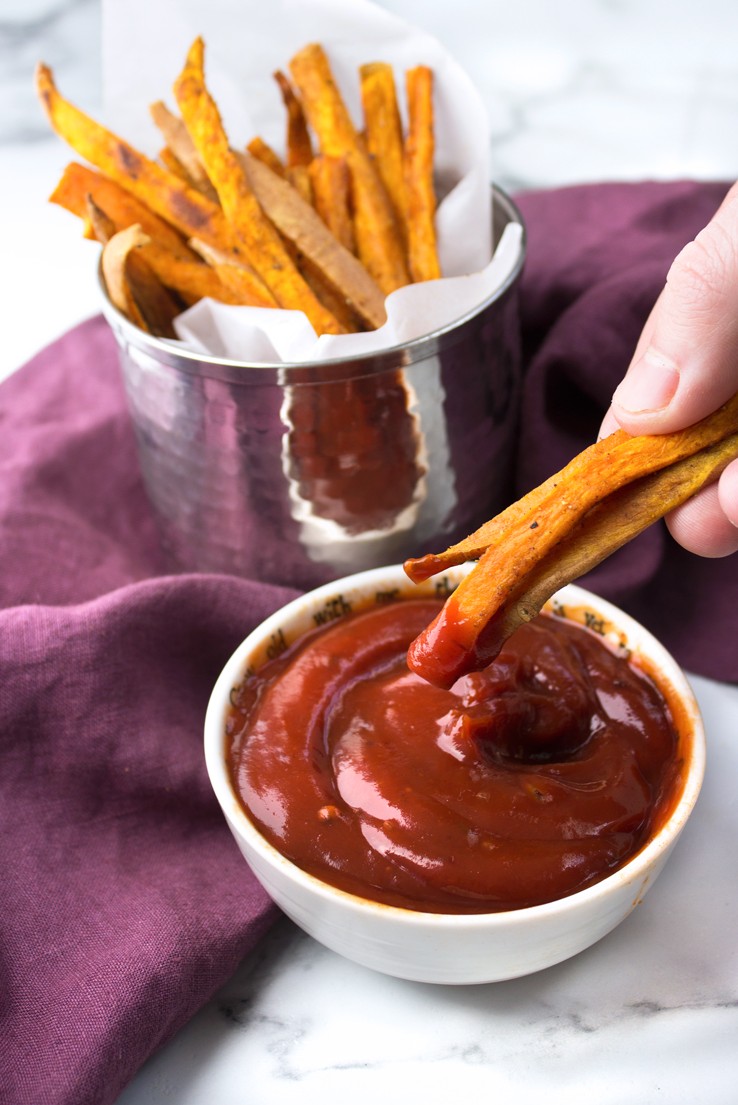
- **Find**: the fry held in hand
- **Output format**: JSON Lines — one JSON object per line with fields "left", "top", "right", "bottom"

{"left": 405, "top": 393, "right": 738, "bottom": 688}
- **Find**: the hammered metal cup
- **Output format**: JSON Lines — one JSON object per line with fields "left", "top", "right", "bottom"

{"left": 102, "top": 186, "right": 526, "bottom": 589}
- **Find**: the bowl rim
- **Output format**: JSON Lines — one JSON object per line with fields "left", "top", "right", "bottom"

{"left": 204, "top": 563, "right": 706, "bottom": 928}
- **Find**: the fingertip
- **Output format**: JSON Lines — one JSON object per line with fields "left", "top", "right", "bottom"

{"left": 608, "top": 351, "right": 684, "bottom": 436}
{"left": 717, "top": 458, "right": 738, "bottom": 529}
{"left": 666, "top": 481, "right": 738, "bottom": 558}
{"left": 611, "top": 349, "right": 680, "bottom": 416}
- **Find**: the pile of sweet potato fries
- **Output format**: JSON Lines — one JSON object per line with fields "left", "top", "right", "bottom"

{"left": 36, "top": 39, "right": 442, "bottom": 339}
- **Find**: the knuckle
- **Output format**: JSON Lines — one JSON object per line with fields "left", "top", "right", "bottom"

{"left": 665, "top": 213, "right": 738, "bottom": 318}
{"left": 666, "top": 235, "right": 726, "bottom": 309}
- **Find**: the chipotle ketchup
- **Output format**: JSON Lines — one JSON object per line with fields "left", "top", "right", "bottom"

{"left": 226, "top": 598, "right": 684, "bottom": 913}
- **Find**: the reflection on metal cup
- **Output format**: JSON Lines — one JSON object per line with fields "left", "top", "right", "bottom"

{"left": 102, "top": 186, "right": 526, "bottom": 589}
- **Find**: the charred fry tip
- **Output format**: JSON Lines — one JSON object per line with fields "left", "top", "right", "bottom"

{"left": 35, "top": 60, "right": 52, "bottom": 84}
{"left": 34, "top": 61, "right": 55, "bottom": 112}
{"left": 84, "top": 192, "right": 114, "bottom": 241}
{"left": 273, "top": 68, "right": 301, "bottom": 104}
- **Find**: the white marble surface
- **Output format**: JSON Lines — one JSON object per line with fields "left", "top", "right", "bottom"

{"left": 4, "top": 2, "right": 738, "bottom": 1102}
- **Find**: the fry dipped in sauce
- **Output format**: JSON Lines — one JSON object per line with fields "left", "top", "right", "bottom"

{"left": 405, "top": 394, "right": 738, "bottom": 688}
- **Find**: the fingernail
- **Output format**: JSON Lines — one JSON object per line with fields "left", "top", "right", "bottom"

{"left": 613, "top": 348, "right": 679, "bottom": 414}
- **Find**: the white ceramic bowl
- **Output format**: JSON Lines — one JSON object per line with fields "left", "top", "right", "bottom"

{"left": 204, "top": 564, "right": 705, "bottom": 985}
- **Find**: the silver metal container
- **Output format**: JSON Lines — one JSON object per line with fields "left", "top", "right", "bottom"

{"left": 102, "top": 187, "right": 526, "bottom": 589}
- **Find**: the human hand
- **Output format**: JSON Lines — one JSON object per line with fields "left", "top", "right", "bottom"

{"left": 600, "top": 182, "right": 738, "bottom": 557}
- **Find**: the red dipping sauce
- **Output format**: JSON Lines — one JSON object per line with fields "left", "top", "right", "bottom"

{"left": 226, "top": 598, "right": 684, "bottom": 914}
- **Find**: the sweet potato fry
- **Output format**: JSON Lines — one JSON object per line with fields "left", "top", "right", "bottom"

{"left": 360, "top": 61, "right": 406, "bottom": 229}
{"left": 84, "top": 190, "right": 241, "bottom": 307}
{"left": 150, "top": 250, "right": 264, "bottom": 306}
{"left": 101, "top": 224, "right": 148, "bottom": 323}
{"left": 245, "top": 159, "right": 359, "bottom": 328}
{"left": 88, "top": 196, "right": 187, "bottom": 323}
{"left": 246, "top": 136, "right": 286, "bottom": 176}
{"left": 462, "top": 432, "right": 738, "bottom": 665}
{"left": 84, "top": 195, "right": 116, "bottom": 243}
{"left": 135, "top": 241, "right": 264, "bottom": 306}
{"left": 100, "top": 223, "right": 181, "bottom": 337}
{"left": 189, "top": 239, "right": 278, "bottom": 307}
{"left": 299, "top": 261, "right": 364, "bottom": 333}
{"left": 273, "top": 69, "right": 313, "bottom": 168}
{"left": 238, "top": 151, "right": 387, "bottom": 330}
{"left": 406, "top": 392, "right": 738, "bottom": 583}
{"left": 308, "top": 155, "right": 356, "bottom": 254}
{"left": 405, "top": 392, "right": 738, "bottom": 687}
{"left": 173, "top": 37, "right": 343, "bottom": 335}
{"left": 288, "top": 43, "right": 409, "bottom": 294}
{"left": 49, "top": 161, "right": 198, "bottom": 261}
{"left": 404, "top": 65, "right": 441, "bottom": 282}
{"left": 36, "top": 63, "right": 236, "bottom": 256}
{"left": 286, "top": 164, "right": 313, "bottom": 206}
{"left": 150, "top": 100, "right": 220, "bottom": 203}
{"left": 158, "top": 145, "right": 192, "bottom": 183}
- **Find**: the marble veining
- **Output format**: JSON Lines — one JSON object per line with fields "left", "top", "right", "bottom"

{"left": 3, "top": 0, "right": 101, "bottom": 144}
{"left": 5, "top": 3, "right": 738, "bottom": 1101}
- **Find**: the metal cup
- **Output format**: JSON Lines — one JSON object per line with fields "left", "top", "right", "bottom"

{"left": 102, "top": 186, "right": 526, "bottom": 589}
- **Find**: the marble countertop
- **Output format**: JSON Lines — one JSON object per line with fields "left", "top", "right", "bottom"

{"left": 4, "top": 1, "right": 738, "bottom": 1102}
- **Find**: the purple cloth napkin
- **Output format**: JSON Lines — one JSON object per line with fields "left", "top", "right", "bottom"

{"left": 0, "top": 180, "right": 735, "bottom": 1105}
{"left": 0, "top": 320, "right": 297, "bottom": 1104}
{"left": 515, "top": 179, "right": 737, "bottom": 681}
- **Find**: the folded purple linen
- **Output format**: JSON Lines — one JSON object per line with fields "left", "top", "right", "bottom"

{"left": 0, "top": 181, "right": 735, "bottom": 1105}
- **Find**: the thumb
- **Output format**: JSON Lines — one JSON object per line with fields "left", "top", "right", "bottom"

{"left": 610, "top": 183, "right": 738, "bottom": 436}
